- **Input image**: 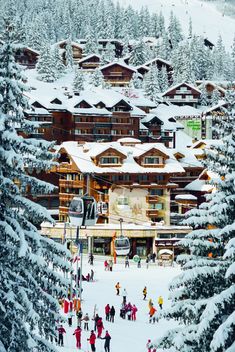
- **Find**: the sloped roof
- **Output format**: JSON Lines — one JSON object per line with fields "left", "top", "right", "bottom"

{"left": 100, "top": 61, "right": 137, "bottom": 73}
{"left": 162, "top": 82, "right": 201, "bottom": 96}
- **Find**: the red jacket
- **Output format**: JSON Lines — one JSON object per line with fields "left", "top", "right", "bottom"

{"left": 58, "top": 327, "right": 66, "bottom": 334}
{"left": 105, "top": 305, "right": 110, "bottom": 314}
{"left": 73, "top": 328, "right": 81, "bottom": 338}
{"left": 89, "top": 332, "right": 96, "bottom": 344}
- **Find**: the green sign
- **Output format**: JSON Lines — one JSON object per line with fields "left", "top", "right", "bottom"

{"left": 187, "top": 120, "right": 201, "bottom": 129}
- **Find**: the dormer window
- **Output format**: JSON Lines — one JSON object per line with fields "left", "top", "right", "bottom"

{"left": 100, "top": 156, "right": 120, "bottom": 165}
{"left": 144, "top": 157, "right": 160, "bottom": 164}
{"left": 51, "top": 98, "right": 62, "bottom": 105}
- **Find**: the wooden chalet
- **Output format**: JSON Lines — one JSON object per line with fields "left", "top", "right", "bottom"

{"left": 14, "top": 47, "right": 39, "bottom": 69}
{"left": 100, "top": 62, "right": 137, "bottom": 87}
{"left": 53, "top": 140, "right": 186, "bottom": 227}
{"left": 162, "top": 82, "right": 201, "bottom": 107}
{"left": 77, "top": 54, "right": 106, "bottom": 70}
{"left": 56, "top": 40, "right": 83, "bottom": 65}
{"left": 197, "top": 81, "right": 225, "bottom": 99}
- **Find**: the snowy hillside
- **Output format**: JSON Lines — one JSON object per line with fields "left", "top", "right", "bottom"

{"left": 116, "top": 0, "right": 235, "bottom": 49}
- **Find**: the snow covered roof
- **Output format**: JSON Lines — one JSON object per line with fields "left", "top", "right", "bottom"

{"left": 197, "top": 81, "right": 226, "bottom": 94}
{"left": 58, "top": 141, "right": 185, "bottom": 174}
{"left": 203, "top": 100, "right": 227, "bottom": 115}
{"left": 162, "top": 82, "right": 202, "bottom": 96}
{"left": 77, "top": 54, "right": 103, "bottom": 64}
{"left": 172, "top": 146, "right": 202, "bottom": 168}
{"left": 175, "top": 194, "right": 197, "bottom": 200}
{"left": 174, "top": 130, "right": 193, "bottom": 149}
{"left": 144, "top": 57, "right": 172, "bottom": 68}
{"left": 184, "top": 179, "right": 214, "bottom": 192}
{"left": 100, "top": 61, "right": 137, "bottom": 73}
{"left": 117, "top": 137, "right": 142, "bottom": 144}
{"left": 191, "top": 139, "right": 223, "bottom": 149}
{"left": 54, "top": 40, "right": 83, "bottom": 49}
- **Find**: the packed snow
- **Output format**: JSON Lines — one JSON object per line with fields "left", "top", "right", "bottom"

{"left": 56, "top": 255, "right": 181, "bottom": 352}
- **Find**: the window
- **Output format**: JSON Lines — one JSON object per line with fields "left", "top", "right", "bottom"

{"left": 144, "top": 157, "right": 160, "bottom": 164}
{"left": 149, "top": 203, "right": 164, "bottom": 210}
{"left": 150, "top": 189, "right": 164, "bottom": 196}
{"left": 100, "top": 157, "right": 119, "bottom": 164}
{"left": 156, "top": 175, "right": 164, "bottom": 182}
{"left": 117, "top": 196, "right": 129, "bottom": 206}
{"left": 138, "top": 174, "right": 148, "bottom": 182}
{"left": 180, "top": 87, "right": 188, "bottom": 92}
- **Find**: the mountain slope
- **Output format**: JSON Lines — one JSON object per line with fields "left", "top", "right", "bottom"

{"left": 116, "top": 0, "right": 235, "bottom": 49}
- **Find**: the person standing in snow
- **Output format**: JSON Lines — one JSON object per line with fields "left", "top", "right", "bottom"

{"left": 105, "top": 303, "right": 110, "bottom": 321}
{"left": 137, "top": 257, "right": 141, "bottom": 268}
{"left": 149, "top": 306, "right": 157, "bottom": 324}
{"left": 158, "top": 295, "right": 163, "bottom": 310}
{"left": 82, "top": 313, "right": 90, "bottom": 330}
{"left": 125, "top": 255, "right": 129, "bottom": 268}
{"left": 93, "top": 313, "right": 100, "bottom": 331}
{"left": 68, "top": 309, "right": 74, "bottom": 327}
{"left": 146, "top": 339, "right": 156, "bottom": 352}
{"left": 90, "top": 269, "right": 94, "bottom": 281}
{"left": 110, "top": 305, "right": 115, "bottom": 322}
{"left": 131, "top": 304, "right": 138, "bottom": 321}
{"left": 146, "top": 257, "right": 149, "bottom": 269}
{"left": 57, "top": 324, "right": 66, "bottom": 347}
{"left": 126, "top": 302, "right": 132, "bottom": 320}
{"left": 73, "top": 326, "right": 82, "bottom": 349}
{"left": 148, "top": 299, "right": 153, "bottom": 310}
{"left": 87, "top": 330, "right": 96, "bottom": 351}
{"left": 76, "top": 308, "right": 83, "bottom": 327}
{"left": 122, "top": 288, "right": 127, "bottom": 304}
{"left": 109, "top": 259, "right": 113, "bottom": 271}
{"left": 115, "top": 282, "right": 120, "bottom": 295}
{"left": 101, "top": 330, "right": 111, "bottom": 352}
{"left": 97, "top": 317, "right": 104, "bottom": 338}
{"left": 143, "top": 286, "right": 147, "bottom": 300}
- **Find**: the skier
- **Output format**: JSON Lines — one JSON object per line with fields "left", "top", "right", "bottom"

{"left": 146, "top": 339, "right": 156, "bottom": 352}
{"left": 120, "top": 303, "right": 126, "bottom": 319}
{"left": 82, "top": 313, "right": 90, "bottom": 331}
{"left": 131, "top": 304, "right": 138, "bottom": 321}
{"left": 137, "top": 257, "right": 141, "bottom": 268}
{"left": 87, "top": 330, "right": 96, "bottom": 352}
{"left": 115, "top": 282, "right": 120, "bottom": 295}
{"left": 104, "top": 260, "right": 109, "bottom": 271}
{"left": 57, "top": 324, "right": 66, "bottom": 347}
{"left": 143, "top": 286, "right": 147, "bottom": 300}
{"left": 152, "top": 252, "right": 156, "bottom": 263}
{"left": 149, "top": 306, "right": 157, "bottom": 324}
{"left": 97, "top": 317, "right": 104, "bottom": 338}
{"left": 68, "top": 309, "right": 74, "bottom": 327}
{"left": 76, "top": 308, "right": 83, "bottom": 327}
{"left": 93, "top": 313, "right": 100, "bottom": 331}
{"left": 101, "top": 330, "right": 111, "bottom": 352}
{"left": 89, "top": 253, "right": 94, "bottom": 265}
{"left": 73, "top": 326, "right": 82, "bottom": 349}
{"left": 109, "top": 259, "right": 113, "bottom": 271}
{"left": 148, "top": 299, "right": 153, "bottom": 310}
{"left": 125, "top": 255, "right": 129, "bottom": 268}
{"left": 90, "top": 269, "right": 94, "bottom": 281}
{"left": 110, "top": 305, "right": 115, "bottom": 322}
{"left": 126, "top": 302, "right": 132, "bottom": 320}
{"left": 158, "top": 295, "right": 163, "bottom": 310}
{"left": 146, "top": 257, "right": 149, "bottom": 269}
{"left": 122, "top": 288, "right": 127, "bottom": 304}
{"left": 105, "top": 304, "right": 110, "bottom": 321}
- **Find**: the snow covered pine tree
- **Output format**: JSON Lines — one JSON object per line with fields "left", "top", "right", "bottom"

{"left": 154, "top": 89, "right": 235, "bottom": 351}
{"left": 0, "top": 22, "right": 71, "bottom": 352}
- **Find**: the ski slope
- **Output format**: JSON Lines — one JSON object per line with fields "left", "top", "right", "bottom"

{"left": 57, "top": 256, "right": 180, "bottom": 352}
{"left": 116, "top": 0, "right": 235, "bottom": 50}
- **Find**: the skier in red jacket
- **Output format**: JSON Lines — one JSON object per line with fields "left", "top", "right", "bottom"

{"left": 87, "top": 330, "right": 96, "bottom": 351}
{"left": 105, "top": 304, "right": 110, "bottom": 321}
{"left": 73, "top": 326, "right": 82, "bottom": 349}
{"left": 97, "top": 317, "right": 104, "bottom": 337}
{"left": 131, "top": 304, "right": 138, "bottom": 321}
{"left": 57, "top": 325, "right": 66, "bottom": 347}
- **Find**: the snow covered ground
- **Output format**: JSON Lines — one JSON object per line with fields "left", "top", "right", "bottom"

{"left": 57, "top": 256, "right": 181, "bottom": 352}
{"left": 116, "top": 0, "right": 235, "bottom": 50}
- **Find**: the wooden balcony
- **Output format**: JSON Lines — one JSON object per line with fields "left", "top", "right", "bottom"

{"left": 146, "top": 209, "right": 159, "bottom": 217}
{"left": 146, "top": 195, "right": 160, "bottom": 203}
{"left": 56, "top": 162, "right": 73, "bottom": 173}
{"left": 59, "top": 206, "right": 69, "bottom": 214}
{"left": 59, "top": 193, "right": 75, "bottom": 202}
{"left": 60, "top": 179, "right": 84, "bottom": 188}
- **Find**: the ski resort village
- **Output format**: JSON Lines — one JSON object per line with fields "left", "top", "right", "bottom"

{"left": 0, "top": 0, "right": 234, "bottom": 351}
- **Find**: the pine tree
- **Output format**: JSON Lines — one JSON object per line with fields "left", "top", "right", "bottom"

{"left": 154, "top": 89, "right": 235, "bottom": 352}
{"left": 84, "top": 34, "right": 97, "bottom": 56}
{"left": 158, "top": 66, "right": 169, "bottom": 92}
{"left": 0, "top": 22, "right": 70, "bottom": 352}
{"left": 144, "top": 66, "right": 160, "bottom": 102}
{"left": 130, "top": 72, "right": 142, "bottom": 89}
{"left": 65, "top": 37, "right": 74, "bottom": 69}
{"left": 52, "top": 45, "right": 65, "bottom": 77}
{"left": 73, "top": 67, "right": 84, "bottom": 93}
{"left": 129, "top": 39, "right": 148, "bottom": 66}
{"left": 200, "top": 81, "right": 209, "bottom": 107}
{"left": 211, "top": 87, "right": 221, "bottom": 106}
{"left": 105, "top": 42, "right": 115, "bottom": 62}
{"left": 188, "top": 17, "right": 193, "bottom": 38}
{"left": 36, "top": 43, "right": 57, "bottom": 82}
{"left": 91, "top": 68, "right": 104, "bottom": 87}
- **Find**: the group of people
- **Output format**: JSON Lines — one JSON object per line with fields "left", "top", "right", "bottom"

{"left": 105, "top": 304, "right": 116, "bottom": 322}
{"left": 120, "top": 302, "right": 138, "bottom": 320}
{"left": 82, "top": 268, "right": 94, "bottom": 282}
{"left": 104, "top": 259, "right": 114, "bottom": 271}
